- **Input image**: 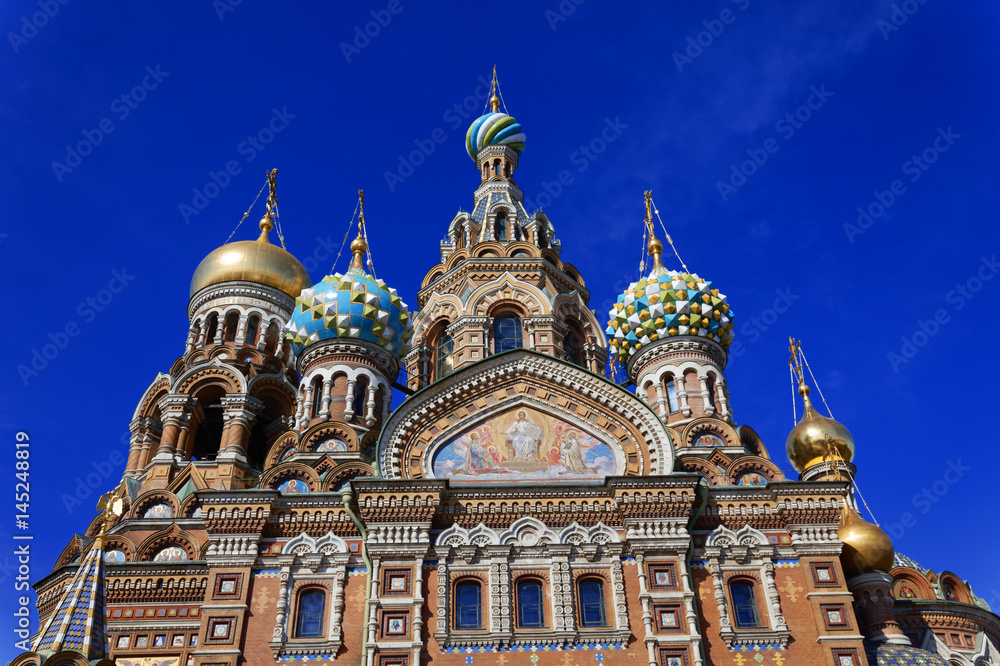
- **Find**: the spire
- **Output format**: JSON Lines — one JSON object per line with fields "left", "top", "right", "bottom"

{"left": 489, "top": 64, "right": 501, "bottom": 113}
{"left": 788, "top": 336, "right": 816, "bottom": 415}
{"left": 644, "top": 191, "right": 666, "bottom": 273}
{"left": 257, "top": 168, "right": 280, "bottom": 243}
{"left": 32, "top": 487, "right": 123, "bottom": 660}
{"left": 349, "top": 189, "right": 369, "bottom": 272}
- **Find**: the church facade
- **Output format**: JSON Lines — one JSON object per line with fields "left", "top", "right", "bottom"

{"left": 14, "top": 82, "right": 1000, "bottom": 666}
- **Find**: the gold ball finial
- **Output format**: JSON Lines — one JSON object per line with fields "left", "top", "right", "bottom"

{"left": 257, "top": 213, "right": 274, "bottom": 242}
{"left": 490, "top": 95, "right": 500, "bottom": 112}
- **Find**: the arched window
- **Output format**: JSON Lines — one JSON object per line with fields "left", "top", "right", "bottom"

{"left": 455, "top": 224, "right": 465, "bottom": 249}
{"left": 455, "top": 581, "right": 481, "bottom": 630}
{"left": 496, "top": 214, "right": 507, "bottom": 241}
{"left": 537, "top": 225, "right": 548, "bottom": 248}
{"left": 245, "top": 315, "right": 260, "bottom": 346}
{"left": 562, "top": 331, "right": 582, "bottom": 366}
{"left": 504, "top": 162, "right": 511, "bottom": 179}
{"left": 310, "top": 377, "right": 323, "bottom": 417}
{"left": 516, "top": 580, "right": 544, "bottom": 628}
{"left": 353, "top": 376, "right": 369, "bottom": 417}
{"left": 493, "top": 316, "right": 522, "bottom": 354}
{"left": 264, "top": 321, "right": 280, "bottom": 355}
{"left": 666, "top": 379, "right": 680, "bottom": 413}
{"left": 205, "top": 314, "right": 219, "bottom": 345}
{"left": 223, "top": 312, "right": 239, "bottom": 342}
{"left": 514, "top": 222, "right": 522, "bottom": 241}
{"left": 706, "top": 379, "right": 717, "bottom": 410}
{"left": 729, "top": 581, "right": 760, "bottom": 628}
{"left": 296, "top": 589, "right": 326, "bottom": 638}
{"left": 190, "top": 320, "right": 202, "bottom": 348}
{"left": 435, "top": 331, "right": 454, "bottom": 380}
{"left": 493, "top": 159, "right": 501, "bottom": 176}
{"left": 578, "top": 579, "right": 606, "bottom": 627}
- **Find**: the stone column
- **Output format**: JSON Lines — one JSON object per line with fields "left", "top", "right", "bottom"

{"left": 319, "top": 378, "right": 334, "bottom": 420}
{"left": 344, "top": 379, "right": 358, "bottom": 420}
{"left": 218, "top": 394, "right": 264, "bottom": 464}
{"left": 151, "top": 396, "right": 194, "bottom": 463}
{"left": 678, "top": 372, "right": 692, "bottom": 417}
{"left": 235, "top": 314, "right": 249, "bottom": 345}
{"left": 699, "top": 375, "right": 715, "bottom": 417}
{"left": 365, "top": 384, "right": 377, "bottom": 427}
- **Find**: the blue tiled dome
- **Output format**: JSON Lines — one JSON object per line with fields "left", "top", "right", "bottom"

{"left": 286, "top": 268, "right": 412, "bottom": 359}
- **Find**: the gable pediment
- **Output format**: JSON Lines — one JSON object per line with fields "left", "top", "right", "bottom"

{"left": 378, "top": 350, "right": 672, "bottom": 481}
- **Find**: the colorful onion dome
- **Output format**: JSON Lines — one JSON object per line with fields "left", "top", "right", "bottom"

{"left": 838, "top": 502, "right": 894, "bottom": 577}
{"left": 190, "top": 214, "right": 311, "bottom": 299}
{"left": 605, "top": 270, "right": 735, "bottom": 363}
{"left": 466, "top": 111, "right": 526, "bottom": 159}
{"left": 785, "top": 383, "right": 856, "bottom": 472}
{"left": 285, "top": 268, "right": 412, "bottom": 358}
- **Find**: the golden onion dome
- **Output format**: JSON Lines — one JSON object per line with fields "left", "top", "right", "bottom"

{"left": 785, "top": 384, "right": 855, "bottom": 472}
{"left": 838, "top": 502, "right": 894, "bottom": 577}
{"left": 190, "top": 214, "right": 311, "bottom": 299}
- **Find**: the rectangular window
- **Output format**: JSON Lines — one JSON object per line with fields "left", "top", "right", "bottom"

{"left": 666, "top": 381, "right": 680, "bottom": 413}
{"left": 455, "top": 582, "right": 481, "bottom": 630}
{"left": 578, "top": 579, "right": 607, "bottom": 627}
{"left": 517, "top": 580, "right": 545, "bottom": 628}
{"left": 729, "top": 582, "right": 761, "bottom": 628}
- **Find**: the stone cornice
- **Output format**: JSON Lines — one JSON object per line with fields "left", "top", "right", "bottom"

{"left": 628, "top": 336, "right": 729, "bottom": 379}
{"left": 188, "top": 280, "right": 295, "bottom": 320}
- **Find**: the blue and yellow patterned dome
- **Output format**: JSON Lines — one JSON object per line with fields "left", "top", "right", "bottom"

{"left": 286, "top": 268, "right": 413, "bottom": 359}
{"left": 466, "top": 111, "right": 526, "bottom": 159}
{"left": 606, "top": 270, "right": 734, "bottom": 363}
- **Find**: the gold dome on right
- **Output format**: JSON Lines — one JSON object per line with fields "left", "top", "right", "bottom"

{"left": 785, "top": 384, "right": 855, "bottom": 472}
{"left": 838, "top": 502, "right": 894, "bottom": 577}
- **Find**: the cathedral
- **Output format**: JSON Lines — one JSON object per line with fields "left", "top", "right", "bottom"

{"left": 14, "top": 78, "right": 999, "bottom": 666}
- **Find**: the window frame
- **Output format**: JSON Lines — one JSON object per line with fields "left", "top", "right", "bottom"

{"left": 666, "top": 379, "right": 680, "bottom": 413}
{"left": 294, "top": 588, "right": 327, "bottom": 639}
{"left": 515, "top": 578, "right": 546, "bottom": 629}
{"left": 728, "top": 580, "right": 762, "bottom": 629}
{"left": 577, "top": 578, "right": 608, "bottom": 628}
{"left": 492, "top": 315, "right": 523, "bottom": 355}
{"left": 453, "top": 580, "right": 482, "bottom": 631}
{"left": 434, "top": 329, "right": 454, "bottom": 381}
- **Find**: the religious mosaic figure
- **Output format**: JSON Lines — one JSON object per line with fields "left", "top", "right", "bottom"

{"left": 559, "top": 431, "right": 595, "bottom": 474}
{"left": 505, "top": 411, "right": 543, "bottom": 460}
{"left": 465, "top": 432, "right": 499, "bottom": 474}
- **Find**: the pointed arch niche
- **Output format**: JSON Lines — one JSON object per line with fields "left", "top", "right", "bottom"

{"left": 378, "top": 350, "right": 673, "bottom": 481}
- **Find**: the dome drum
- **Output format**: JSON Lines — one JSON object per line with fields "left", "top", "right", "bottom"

{"left": 295, "top": 336, "right": 401, "bottom": 383}
{"left": 626, "top": 334, "right": 728, "bottom": 381}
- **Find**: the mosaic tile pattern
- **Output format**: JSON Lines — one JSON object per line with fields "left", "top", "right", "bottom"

{"left": 866, "top": 644, "right": 948, "bottom": 665}
{"left": 286, "top": 269, "right": 412, "bottom": 359}
{"left": 34, "top": 543, "right": 106, "bottom": 658}
{"left": 893, "top": 552, "right": 925, "bottom": 572}
{"left": 607, "top": 270, "right": 734, "bottom": 363}
{"left": 466, "top": 112, "right": 526, "bottom": 158}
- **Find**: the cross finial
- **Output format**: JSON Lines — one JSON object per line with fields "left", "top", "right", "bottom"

{"left": 644, "top": 191, "right": 664, "bottom": 271}
{"left": 350, "top": 189, "right": 369, "bottom": 271}
{"left": 258, "top": 168, "right": 280, "bottom": 242}
{"left": 788, "top": 336, "right": 805, "bottom": 384}
{"left": 489, "top": 64, "right": 500, "bottom": 113}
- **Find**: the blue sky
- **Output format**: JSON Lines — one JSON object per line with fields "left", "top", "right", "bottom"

{"left": 1, "top": 0, "right": 998, "bottom": 655}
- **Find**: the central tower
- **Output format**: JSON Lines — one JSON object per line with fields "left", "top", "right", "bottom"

{"left": 404, "top": 72, "right": 608, "bottom": 389}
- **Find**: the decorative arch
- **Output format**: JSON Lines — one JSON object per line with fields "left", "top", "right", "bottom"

{"left": 706, "top": 524, "right": 769, "bottom": 548}
{"left": 682, "top": 417, "right": 740, "bottom": 449}
{"left": 136, "top": 526, "right": 199, "bottom": 562}
{"left": 561, "top": 262, "right": 586, "bottom": 287}
{"left": 939, "top": 572, "right": 974, "bottom": 604}
{"left": 738, "top": 425, "right": 770, "bottom": 459}
{"left": 468, "top": 273, "right": 550, "bottom": 317}
{"left": 172, "top": 359, "right": 247, "bottom": 396}
{"left": 474, "top": 241, "right": 506, "bottom": 258}
{"left": 265, "top": 431, "right": 302, "bottom": 468}
{"left": 725, "top": 456, "right": 785, "bottom": 486}
{"left": 444, "top": 248, "right": 470, "bottom": 272}
{"left": 380, "top": 350, "right": 672, "bottom": 481}
{"left": 504, "top": 241, "right": 538, "bottom": 258}
{"left": 132, "top": 373, "right": 170, "bottom": 420}
{"left": 890, "top": 567, "right": 935, "bottom": 600}
{"left": 129, "top": 490, "right": 180, "bottom": 520}
{"left": 300, "top": 422, "right": 359, "bottom": 454}
{"left": 410, "top": 293, "right": 462, "bottom": 344}
{"left": 283, "top": 530, "right": 349, "bottom": 556}
{"left": 321, "top": 462, "right": 374, "bottom": 491}
{"left": 259, "top": 462, "right": 320, "bottom": 494}
{"left": 676, "top": 455, "right": 724, "bottom": 486}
